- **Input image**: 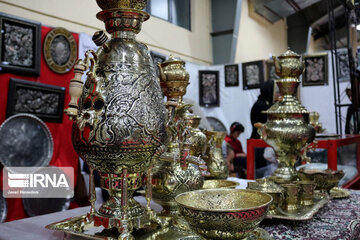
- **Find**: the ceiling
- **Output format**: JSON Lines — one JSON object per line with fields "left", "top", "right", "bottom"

{"left": 250, "top": 0, "right": 352, "bottom": 52}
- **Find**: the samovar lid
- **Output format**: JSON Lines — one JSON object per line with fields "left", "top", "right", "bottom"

{"left": 278, "top": 49, "right": 300, "bottom": 59}
{"left": 160, "top": 55, "right": 185, "bottom": 67}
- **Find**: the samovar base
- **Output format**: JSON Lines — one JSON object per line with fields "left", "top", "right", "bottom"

{"left": 272, "top": 166, "right": 298, "bottom": 182}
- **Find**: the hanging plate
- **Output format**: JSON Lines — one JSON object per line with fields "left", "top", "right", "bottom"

{"left": 0, "top": 191, "right": 7, "bottom": 223}
{"left": 43, "top": 27, "right": 77, "bottom": 74}
{"left": 206, "top": 116, "right": 227, "bottom": 132}
{"left": 0, "top": 113, "right": 53, "bottom": 168}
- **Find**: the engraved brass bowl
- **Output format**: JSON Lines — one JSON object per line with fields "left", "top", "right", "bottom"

{"left": 175, "top": 189, "right": 272, "bottom": 240}
{"left": 298, "top": 168, "right": 344, "bottom": 193}
{"left": 202, "top": 180, "right": 239, "bottom": 189}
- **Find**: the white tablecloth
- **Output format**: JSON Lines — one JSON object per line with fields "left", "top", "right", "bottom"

{"left": 0, "top": 178, "right": 249, "bottom": 240}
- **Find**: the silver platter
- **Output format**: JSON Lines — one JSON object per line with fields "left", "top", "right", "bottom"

{"left": 0, "top": 190, "right": 7, "bottom": 223}
{"left": 0, "top": 113, "right": 53, "bottom": 168}
{"left": 206, "top": 116, "right": 227, "bottom": 132}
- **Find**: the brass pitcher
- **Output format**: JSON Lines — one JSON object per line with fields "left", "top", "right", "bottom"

{"left": 204, "top": 130, "right": 228, "bottom": 179}
{"left": 256, "top": 50, "right": 315, "bottom": 181}
{"left": 63, "top": 0, "right": 167, "bottom": 237}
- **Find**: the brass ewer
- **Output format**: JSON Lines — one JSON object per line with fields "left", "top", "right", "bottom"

{"left": 256, "top": 50, "right": 315, "bottom": 181}
{"left": 62, "top": 0, "right": 168, "bottom": 238}
{"left": 204, "top": 130, "right": 229, "bottom": 179}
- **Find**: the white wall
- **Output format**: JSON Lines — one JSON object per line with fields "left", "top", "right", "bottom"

{"left": 234, "top": 0, "right": 288, "bottom": 63}
{"left": 0, "top": 0, "right": 213, "bottom": 65}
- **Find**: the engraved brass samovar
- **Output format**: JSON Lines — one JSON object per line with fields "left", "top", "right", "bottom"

{"left": 63, "top": 0, "right": 167, "bottom": 238}
{"left": 256, "top": 50, "right": 315, "bottom": 181}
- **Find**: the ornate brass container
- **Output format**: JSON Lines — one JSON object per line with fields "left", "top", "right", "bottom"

{"left": 184, "top": 112, "right": 207, "bottom": 158}
{"left": 175, "top": 189, "right": 273, "bottom": 240}
{"left": 202, "top": 179, "right": 239, "bottom": 189}
{"left": 257, "top": 50, "right": 315, "bottom": 181}
{"left": 151, "top": 56, "right": 206, "bottom": 240}
{"left": 63, "top": 0, "right": 167, "bottom": 238}
{"left": 309, "top": 111, "right": 324, "bottom": 133}
{"left": 204, "top": 130, "right": 228, "bottom": 179}
{"left": 298, "top": 168, "right": 344, "bottom": 194}
{"left": 246, "top": 178, "right": 284, "bottom": 215}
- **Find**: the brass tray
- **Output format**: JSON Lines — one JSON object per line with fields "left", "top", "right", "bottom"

{"left": 47, "top": 215, "right": 273, "bottom": 240}
{"left": 330, "top": 187, "right": 350, "bottom": 199}
{"left": 266, "top": 196, "right": 329, "bottom": 221}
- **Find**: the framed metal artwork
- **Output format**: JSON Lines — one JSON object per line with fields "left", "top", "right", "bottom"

{"left": 43, "top": 27, "right": 77, "bottom": 74}
{"left": 224, "top": 64, "right": 239, "bottom": 87}
{"left": 336, "top": 49, "right": 350, "bottom": 82}
{"left": 150, "top": 51, "right": 167, "bottom": 77}
{"left": 242, "top": 60, "right": 264, "bottom": 90}
{"left": 6, "top": 78, "right": 66, "bottom": 122}
{"left": 0, "top": 12, "right": 41, "bottom": 75}
{"left": 265, "top": 60, "right": 280, "bottom": 81}
{"left": 199, "top": 70, "right": 219, "bottom": 107}
{"left": 302, "top": 52, "right": 328, "bottom": 86}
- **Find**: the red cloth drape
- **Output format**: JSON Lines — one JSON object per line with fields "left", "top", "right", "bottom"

{"left": 0, "top": 26, "right": 79, "bottom": 221}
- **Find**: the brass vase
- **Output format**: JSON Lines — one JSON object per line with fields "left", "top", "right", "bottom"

{"left": 257, "top": 50, "right": 315, "bottom": 181}
{"left": 63, "top": 0, "right": 167, "bottom": 238}
{"left": 204, "top": 130, "right": 229, "bottom": 179}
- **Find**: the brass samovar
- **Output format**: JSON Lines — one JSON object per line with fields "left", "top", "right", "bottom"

{"left": 63, "top": 0, "right": 167, "bottom": 238}
{"left": 256, "top": 50, "right": 315, "bottom": 181}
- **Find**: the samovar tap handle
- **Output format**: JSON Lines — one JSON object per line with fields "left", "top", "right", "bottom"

{"left": 64, "top": 59, "right": 87, "bottom": 120}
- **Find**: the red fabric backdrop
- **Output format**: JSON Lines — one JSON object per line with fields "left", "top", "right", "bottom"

{"left": 0, "top": 26, "right": 79, "bottom": 221}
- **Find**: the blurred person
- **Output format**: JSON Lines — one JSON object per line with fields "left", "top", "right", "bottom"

{"left": 250, "top": 80, "right": 275, "bottom": 178}
{"left": 224, "top": 122, "right": 246, "bottom": 178}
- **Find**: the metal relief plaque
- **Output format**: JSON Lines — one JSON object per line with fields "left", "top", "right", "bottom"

{"left": 43, "top": 27, "right": 77, "bottom": 74}
{"left": 6, "top": 78, "right": 66, "bottom": 122}
{"left": 0, "top": 12, "right": 41, "bottom": 75}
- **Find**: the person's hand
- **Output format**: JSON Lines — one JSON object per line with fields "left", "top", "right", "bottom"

{"left": 236, "top": 153, "right": 246, "bottom": 158}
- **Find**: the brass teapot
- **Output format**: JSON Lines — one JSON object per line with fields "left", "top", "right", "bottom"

{"left": 273, "top": 49, "right": 305, "bottom": 79}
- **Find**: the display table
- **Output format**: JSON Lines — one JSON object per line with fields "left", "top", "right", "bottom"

{"left": 0, "top": 188, "right": 360, "bottom": 239}
{"left": 247, "top": 135, "right": 360, "bottom": 187}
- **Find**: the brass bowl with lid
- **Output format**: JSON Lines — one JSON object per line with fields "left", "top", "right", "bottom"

{"left": 298, "top": 168, "right": 344, "bottom": 193}
{"left": 175, "top": 189, "right": 272, "bottom": 239}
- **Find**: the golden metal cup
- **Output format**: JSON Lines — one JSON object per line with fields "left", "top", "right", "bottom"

{"left": 281, "top": 183, "right": 299, "bottom": 212}
{"left": 175, "top": 189, "right": 272, "bottom": 240}
{"left": 298, "top": 181, "right": 315, "bottom": 206}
